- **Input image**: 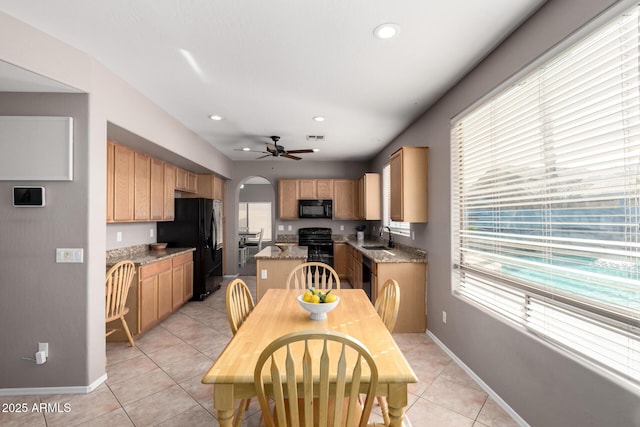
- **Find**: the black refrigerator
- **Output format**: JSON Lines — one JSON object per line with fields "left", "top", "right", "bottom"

{"left": 157, "top": 198, "right": 223, "bottom": 301}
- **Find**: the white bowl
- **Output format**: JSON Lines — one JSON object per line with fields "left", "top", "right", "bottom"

{"left": 297, "top": 294, "right": 340, "bottom": 320}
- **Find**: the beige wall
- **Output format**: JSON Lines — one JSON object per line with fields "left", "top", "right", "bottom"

{"left": 371, "top": 0, "right": 640, "bottom": 425}
{"left": 0, "top": 11, "right": 232, "bottom": 391}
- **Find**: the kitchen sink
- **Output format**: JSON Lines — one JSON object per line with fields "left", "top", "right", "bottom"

{"left": 362, "top": 245, "right": 389, "bottom": 250}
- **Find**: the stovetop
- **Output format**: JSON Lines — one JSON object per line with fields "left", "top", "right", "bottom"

{"left": 298, "top": 227, "right": 333, "bottom": 244}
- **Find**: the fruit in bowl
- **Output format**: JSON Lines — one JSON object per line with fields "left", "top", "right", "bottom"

{"left": 297, "top": 287, "right": 339, "bottom": 320}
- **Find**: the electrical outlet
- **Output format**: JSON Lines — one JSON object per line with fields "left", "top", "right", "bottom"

{"left": 116, "top": 231, "right": 122, "bottom": 242}
{"left": 261, "top": 269, "right": 267, "bottom": 279}
{"left": 278, "top": 225, "right": 284, "bottom": 231}
{"left": 442, "top": 311, "right": 447, "bottom": 324}
{"left": 340, "top": 225, "right": 344, "bottom": 231}
{"left": 288, "top": 225, "right": 292, "bottom": 231}
{"left": 35, "top": 351, "right": 46, "bottom": 364}
{"left": 412, "top": 231, "right": 415, "bottom": 240}
{"left": 149, "top": 228, "right": 154, "bottom": 238}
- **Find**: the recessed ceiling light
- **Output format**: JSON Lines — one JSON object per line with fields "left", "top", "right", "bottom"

{"left": 313, "top": 116, "right": 325, "bottom": 122}
{"left": 208, "top": 115, "right": 222, "bottom": 121}
{"left": 242, "top": 147, "right": 251, "bottom": 151}
{"left": 312, "top": 148, "right": 320, "bottom": 152}
{"left": 373, "top": 23, "right": 400, "bottom": 39}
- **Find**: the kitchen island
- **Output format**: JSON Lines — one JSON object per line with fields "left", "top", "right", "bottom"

{"left": 254, "top": 245, "right": 307, "bottom": 300}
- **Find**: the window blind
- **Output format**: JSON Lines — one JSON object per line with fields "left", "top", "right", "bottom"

{"left": 451, "top": 4, "right": 640, "bottom": 385}
{"left": 382, "top": 164, "right": 410, "bottom": 235}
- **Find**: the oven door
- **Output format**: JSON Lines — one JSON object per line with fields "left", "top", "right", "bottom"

{"left": 305, "top": 243, "right": 334, "bottom": 267}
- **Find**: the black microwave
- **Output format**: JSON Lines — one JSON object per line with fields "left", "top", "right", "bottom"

{"left": 298, "top": 199, "right": 333, "bottom": 218}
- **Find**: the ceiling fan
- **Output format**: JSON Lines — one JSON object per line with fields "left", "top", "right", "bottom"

{"left": 236, "top": 136, "right": 315, "bottom": 160}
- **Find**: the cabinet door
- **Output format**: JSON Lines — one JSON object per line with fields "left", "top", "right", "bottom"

{"left": 213, "top": 175, "right": 225, "bottom": 201}
{"left": 278, "top": 179, "right": 299, "bottom": 219}
{"left": 184, "top": 260, "right": 194, "bottom": 302}
{"left": 134, "top": 152, "right": 151, "bottom": 221}
{"left": 106, "top": 141, "right": 115, "bottom": 222}
{"left": 298, "top": 179, "right": 316, "bottom": 199}
{"left": 390, "top": 149, "right": 403, "bottom": 221}
{"left": 333, "top": 179, "right": 357, "bottom": 220}
{"left": 150, "top": 158, "right": 164, "bottom": 220}
{"left": 176, "top": 168, "right": 188, "bottom": 191}
{"left": 362, "top": 173, "right": 381, "bottom": 220}
{"left": 333, "top": 243, "right": 349, "bottom": 279}
{"left": 138, "top": 275, "right": 157, "bottom": 333}
{"left": 316, "top": 179, "right": 334, "bottom": 199}
{"left": 113, "top": 144, "right": 135, "bottom": 221}
{"left": 164, "top": 164, "right": 176, "bottom": 220}
{"left": 172, "top": 264, "right": 185, "bottom": 310}
{"left": 187, "top": 172, "right": 198, "bottom": 193}
{"left": 157, "top": 265, "right": 173, "bottom": 320}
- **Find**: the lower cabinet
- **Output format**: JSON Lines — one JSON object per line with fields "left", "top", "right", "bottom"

{"left": 107, "top": 252, "right": 194, "bottom": 341}
{"left": 333, "top": 242, "right": 349, "bottom": 281}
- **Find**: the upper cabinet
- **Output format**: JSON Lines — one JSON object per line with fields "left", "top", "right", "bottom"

{"left": 390, "top": 146, "right": 428, "bottom": 223}
{"left": 333, "top": 179, "right": 358, "bottom": 220}
{"left": 358, "top": 173, "right": 381, "bottom": 220}
{"left": 278, "top": 179, "right": 300, "bottom": 220}
{"left": 107, "top": 140, "right": 208, "bottom": 223}
{"left": 298, "top": 179, "right": 334, "bottom": 199}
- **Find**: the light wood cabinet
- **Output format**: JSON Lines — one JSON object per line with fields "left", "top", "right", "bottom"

{"left": 134, "top": 152, "right": 151, "bottom": 221}
{"left": 298, "top": 179, "right": 334, "bottom": 199}
{"left": 278, "top": 179, "right": 300, "bottom": 219}
{"left": 112, "top": 143, "right": 135, "bottom": 222}
{"left": 390, "top": 146, "right": 428, "bottom": 222}
{"left": 164, "top": 163, "right": 176, "bottom": 220}
{"left": 175, "top": 168, "right": 198, "bottom": 193}
{"left": 138, "top": 258, "right": 172, "bottom": 333}
{"left": 333, "top": 179, "right": 358, "bottom": 220}
{"left": 349, "top": 245, "right": 362, "bottom": 288}
{"left": 106, "top": 141, "right": 115, "bottom": 222}
{"left": 185, "top": 174, "right": 226, "bottom": 201}
{"left": 358, "top": 173, "right": 381, "bottom": 220}
{"left": 150, "top": 158, "right": 164, "bottom": 221}
{"left": 333, "top": 242, "right": 349, "bottom": 280}
{"left": 372, "top": 261, "right": 427, "bottom": 333}
{"left": 172, "top": 252, "right": 194, "bottom": 309}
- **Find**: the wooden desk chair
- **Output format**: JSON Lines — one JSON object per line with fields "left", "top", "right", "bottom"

{"left": 373, "top": 279, "right": 400, "bottom": 425}
{"left": 254, "top": 330, "right": 380, "bottom": 427}
{"left": 225, "top": 279, "right": 257, "bottom": 426}
{"left": 105, "top": 260, "right": 137, "bottom": 347}
{"left": 286, "top": 262, "right": 341, "bottom": 291}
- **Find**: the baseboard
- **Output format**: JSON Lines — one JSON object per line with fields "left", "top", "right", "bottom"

{"left": 223, "top": 273, "right": 239, "bottom": 279}
{"left": 426, "top": 330, "right": 530, "bottom": 427}
{"left": 0, "top": 373, "right": 107, "bottom": 397}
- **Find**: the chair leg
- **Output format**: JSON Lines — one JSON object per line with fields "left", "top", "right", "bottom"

{"left": 377, "top": 395, "right": 390, "bottom": 426}
{"left": 234, "top": 398, "right": 251, "bottom": 427}
{"left": 119, "top": 316, "right": 135, "bottom": 347}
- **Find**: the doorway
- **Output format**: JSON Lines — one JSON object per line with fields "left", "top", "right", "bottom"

{"left": 238, "top": 176, "right": 274, "bottom": 276}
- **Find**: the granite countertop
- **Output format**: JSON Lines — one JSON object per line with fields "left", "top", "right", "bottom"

{"left": 255, "top": 245, "right": 308, "bottom": 260}
{"left": 107, "top": 244, "right": 195, "bottom": 267}
{"left": 345, "top": 237, "right": 427, "bottom": 264}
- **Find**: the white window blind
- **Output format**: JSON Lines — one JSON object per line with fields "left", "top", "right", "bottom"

{"left": 451, "top": 4, "right": 640, "bottom": 385}
{"left": 382, "top": 164, "right": 410, "bottom": 235}
{"left": 238, "top": 202, "right": 272, "bottom": 241}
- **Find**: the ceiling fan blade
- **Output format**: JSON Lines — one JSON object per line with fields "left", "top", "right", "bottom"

{"left": 283, "top": 154, "right": 302, "bottom": 160}
{"left": 257, "top": 154, "right": 272, "bottom": 159}
{"left": 286, "top": 149, "right": 315, "bottom": 154}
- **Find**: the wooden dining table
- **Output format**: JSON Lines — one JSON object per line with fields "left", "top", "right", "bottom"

{"left": 201, "top": 288, "right": 417, "bottom": 426}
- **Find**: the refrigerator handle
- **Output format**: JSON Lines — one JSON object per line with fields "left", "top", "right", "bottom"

{"left": 203, "top": 205, "right": 211, "bottom": 249}
{"left": 210, "top": 209, "right": 217, "bottom": 251}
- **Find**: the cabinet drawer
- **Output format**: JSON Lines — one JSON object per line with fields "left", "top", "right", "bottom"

{"left": 172, "top": 252, "right": 193, "bottom": 266}
{"left": 139, "top": 259, "right": 172, "bottom": 280}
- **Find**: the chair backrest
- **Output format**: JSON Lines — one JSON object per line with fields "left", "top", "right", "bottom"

{"left": 226, "top": 278, "right": 255, "bottom": 335}
{"left": 256, "top": 228, "right": 264, "bottom": 249}
{"left": 286, "top": 262, "right": 341, "bottom": 291}
{"left": 254, "top": 330, "right": 378, "bottom": 427}
{"left": 105, "top": 260, "right": 136, "bottom": 322}
{"left": 375, "top": 279, "right": 400, "bottom": 333}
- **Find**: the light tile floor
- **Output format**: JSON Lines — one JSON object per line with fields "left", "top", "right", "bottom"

{"left": 1, "top": 276, "right": 519, "bottom": 427}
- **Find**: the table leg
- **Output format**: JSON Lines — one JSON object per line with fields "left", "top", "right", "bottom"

{"left": 214, "top": 384, "right": 235, "bottom": 427}
{"left": 387, "top": 383, "right": 408, "bottom": 427}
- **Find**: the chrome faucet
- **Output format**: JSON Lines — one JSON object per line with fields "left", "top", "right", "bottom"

{"left": 380, "top": 226, "right": 394, "bottom": 248}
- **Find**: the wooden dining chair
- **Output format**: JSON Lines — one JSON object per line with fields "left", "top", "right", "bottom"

{"left": 225, "top": 278, "right": 257, "bottom": 427}
{"left": 105, "top": 260, "right": 137, "bottom": 347}
{"left": 286, "top": 262, "right": 341, "bottom": 291}
{"left": 254, "top": 330, "right": 380, "bottom": 427}
{"left": 373, "top": 279, "right": 400, "bottom": 425}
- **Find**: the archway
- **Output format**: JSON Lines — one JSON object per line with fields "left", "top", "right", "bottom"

{"left": 237, "top": 176, "right": 274, "bottom": 275}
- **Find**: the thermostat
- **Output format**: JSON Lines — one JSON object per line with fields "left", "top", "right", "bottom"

{"left": 13, "top": 186, "right": 45, "bottom": 207}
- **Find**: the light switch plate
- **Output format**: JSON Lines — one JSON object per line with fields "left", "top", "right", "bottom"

{"left": 278, "top": 225, "right": 284, "bottom": 231}
{"left": 261, "top": 269, "right": 268, "bottom": 279}
{"left": 56, "top": 248, "right": 84, "bottom": 263}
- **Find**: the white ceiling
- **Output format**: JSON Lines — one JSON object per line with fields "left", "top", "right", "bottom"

{"left": 0, "top": 0, "right": 546, "bottom": 162}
